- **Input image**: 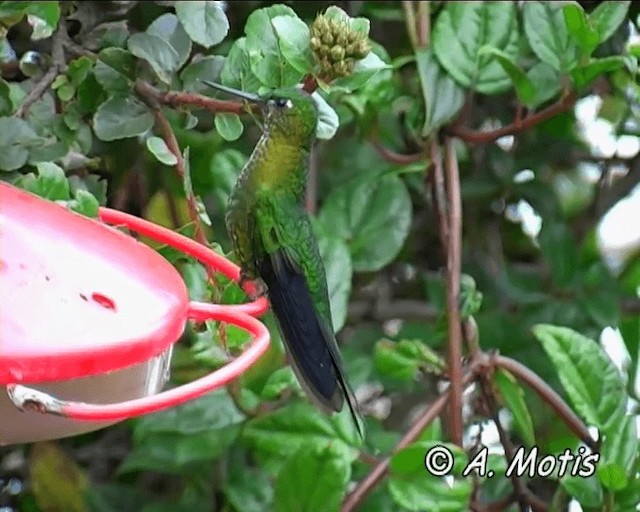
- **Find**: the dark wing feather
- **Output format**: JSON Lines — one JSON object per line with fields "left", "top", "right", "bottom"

{"left": 259, "top": 249, "right": 362, "bottom": 436}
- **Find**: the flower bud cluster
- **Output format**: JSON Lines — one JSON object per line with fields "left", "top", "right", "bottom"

{"left": 309, "top": 14, "right": 370, "bottom": 79}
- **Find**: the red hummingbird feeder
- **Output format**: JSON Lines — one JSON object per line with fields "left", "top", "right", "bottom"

{"left": 0, "top": 181, "right": 270, "bottom": 445}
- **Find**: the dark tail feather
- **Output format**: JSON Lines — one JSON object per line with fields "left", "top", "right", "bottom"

{"left": 258, "top": 250, "right": 363, "bottom": 437}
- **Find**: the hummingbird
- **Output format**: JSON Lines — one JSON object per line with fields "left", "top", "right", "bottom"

{"left": 204, "top": 81, "right": 362, "bottom": 436}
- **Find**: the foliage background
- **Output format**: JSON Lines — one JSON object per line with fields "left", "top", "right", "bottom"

{"left": 1, "top": 1, "right": 640, "bottom": 511}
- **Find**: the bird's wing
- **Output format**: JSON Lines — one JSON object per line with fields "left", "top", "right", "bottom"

{"left": 257, "top": 238, "right": 362, "bottom": 436}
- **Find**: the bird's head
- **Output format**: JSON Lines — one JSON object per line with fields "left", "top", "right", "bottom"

{"left": 203, "top": 82, "right": 318, "bottom": 146}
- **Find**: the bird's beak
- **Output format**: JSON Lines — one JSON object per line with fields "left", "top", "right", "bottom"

{"left": 201, "top": 80, "right": 263, "bottom": 103}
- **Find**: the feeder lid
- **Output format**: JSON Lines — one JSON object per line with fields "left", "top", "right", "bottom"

{"left": 0, "top": 182, "right": 189, "bottom": 384}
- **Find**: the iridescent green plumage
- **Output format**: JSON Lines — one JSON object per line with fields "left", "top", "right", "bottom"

{"left": 207, "top": 83, "right": 361, "bottom": 435}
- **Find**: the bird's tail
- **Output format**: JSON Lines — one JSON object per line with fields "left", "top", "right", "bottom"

{"left": 259, "top": 249, "right": 363, "bottom": 438}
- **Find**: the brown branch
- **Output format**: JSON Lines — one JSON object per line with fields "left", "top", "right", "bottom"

{"left": 305, "top": 145, "right": 318, "bottom": 214}
{"left": 430, "top": 138, "right": 449, "bottom": 246}
{"left": 302, "top": 74, "right": 318, "bottom": 94}
{"left": 416, "top": 1, "right": 430, "bottom": 48}
{"left": 342, "top": 365, "right": 479, "bottom": 512}
{"left": 371, "top": 139, "right": 423, "bottom": 165}
{"left": 134, "top": 80, "right": 245, "bottom": 115}
{"left": 444, "top": 137, "right": 464, "bottom": 447}
{"left": 402, "top": 1, "right": 419, "bottom": 49}
{"left": 495, "top": 355, "right": 598, "bottom": 452}
{"left": 448, "top": 91, "right": 577, "bottom": 145}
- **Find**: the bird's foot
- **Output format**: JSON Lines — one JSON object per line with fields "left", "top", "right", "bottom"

{"left": 239, "top": 272, "right": 268, "bottom": 300}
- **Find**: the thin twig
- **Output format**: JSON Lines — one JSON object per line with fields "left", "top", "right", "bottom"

{"left": 402, "top": 1, "right": 419, "bottom": 49}
{"left": 15, "top": 26, "right": 67, "bottom": 118}
{"left": 448, "top": 91, "right": 577, "bottom": 144}
{"left": 430, "top": 138, "right": 449, "bottom": 257}
{"left": 135, "top": 80, "right": 245, "bottom": 115}
{"left": 444, "top": 137, "right": 463, "bottom": 447}
{"left": 371, "top": 139, "right": 423, "bottom": 165}
{"left": 416, "top": 1, "right": 431, "bottom": 48}
{"left": 342, "top": 365, "right": 479, "bottom": 512}
{"left": 495, "top": 355, "right": 598, "bottom": 451}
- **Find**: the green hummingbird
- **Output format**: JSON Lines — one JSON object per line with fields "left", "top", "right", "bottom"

{"left": 204, "top": 81, "right": 362, "bottom": 436}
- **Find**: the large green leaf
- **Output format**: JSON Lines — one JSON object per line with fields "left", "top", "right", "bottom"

{"left": 374, "top": 339, "right": 444, "bottom": 382}
{"left": 493, "top": 369, "right": 535, "bottom": 447}
{"left": 0, "top": 116, "right": 40, "bottom": 170}
{"left": 532, "top": 325, "right": 627, "bottom": 431}
{"left": 432, "top": 2, "right": 519, "bottom": 94}
{"left": 93, "top": 96, "right": 153, "bottom": 141}
{"left": 318, "top": 174, "right": 412, "bottom": 272}
{"left": 127, "top": 32, "right": 180, "bottom": 84}
{"left": 244, "top": 5, "right": 302, "bottom": 88}
{"left": 316, "top": 231, "right": 353, "bottom": 332}
{"left": 242, "top": 402, "right": 360, "bottom": 463}
{"left": 389, "top": 441, "right": 472, "bottom": 511}
{"left": 590, "top": 1, "right": 630, "bottom": 43}
{"left": 147, "top": 13, "right": 192, "bottom": 69}
{"left": 415, "top": 48, "right": 464, "bottom": 135}
{"left": 274, "top": 443, "right": 351, "bottom": 512}
{"left": 175, "top": 1, "right": 229, "bottom": 49}
{"left": 271, "top": 15, "right": 314, "bottom": 75}
{"left": 523, "top": 2, "right": 579, "bottom": 72}
{"left": 119, "top": 390, "right": 245, "bottom": 473}
{"left": 598, "top": 413, "right": 638, "bottom": 491}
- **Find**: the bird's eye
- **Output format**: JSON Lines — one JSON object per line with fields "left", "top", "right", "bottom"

{"left": 274, "top": 97, "right": 291, "bottom": 108}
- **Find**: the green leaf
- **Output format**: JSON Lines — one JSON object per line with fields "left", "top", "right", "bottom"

{"left": 57, "top": 83, "right": 75, "bottom": 102}
{"left": 67, "top": 56, "right": 93, "bottom": 87}
{"left": 0, "top": 1, "right": 59, "bottom": 29}
{"left": 563, "top": 3, "right": 600, "bottom": 55}
{"left": 479, "top": 46, "right": 536, "bottom": 106}
{"left": 374, "top": 339, "right": 445, "bottom": 382}
{"left": 224, "top": 462, "right": 273, "bottom": 512}
{"left": 312, "top": 92, "right": 339, "bottom": 140}
{"left": 590, "top": 1, "right": 630, "bottom": 43}
{"left": 180, "top": 55, "right": 225, "bottom": 91}
{"left": 0, "top": 116, "right": 40, "bottom": 170}
{"left": 147, "top": 13, "right": 192, "bottom": 69}
{"left": 318, "top": 174, "right": 412, "bottom": 272}
{"left": 389, "top": 442, "right": 472, "bottom": 511}
{"left": 220, "top": 37, "right": 262, "bottom": 93}
{"left": 209, "top": 148, "right": 245, "bottom": 206}
{"left": 93, "top": 96, "right": 153, "bottom": 141}
{"left": 330, "top": 51, "right": 390, "bottom": 93}
{"left": 271, "top": 15, "right": 314, "bottom": 75}
{"left": 0, "top": 78, "right": 13, "bottom": 115}
{"left": 539, "top": 222, "right": 578, "bottom": 287}
{"left": 274, "top": 443, "right": 351, "bottom": 512}
{"left": 316, "top": 232, "right": 352, "bottom": 331}
{"left": 523, "top": 2, "right": 579, "bottom": 72}
{"left": 527, "top": 61, "right": 562, "bottom": 107}
{"left": 245, "top": 5, "right": 303, "bottom": 88}
{"left": 532, "top": 325, "right": 626, "bottom": 430}
{"left": 562, "top": 474, "right": 604, "bottom": 507}
{"left": 175, "top": 1, "right": 229, "bottom": 49}
{"left": 93, "top": 47, "right": 136, "bottom": 94}
{"left": 570, "top": 56, "right": 626, "bottom": 89}
{"left": 493, "top": 369, "right": 535, "bottom": 446}
{"left": 415, "top": 48, "right": 464, "bottom": 135}
{"left": 243, "top": 402, "right": 360, "bottom": 462}
{"left": 432, "top": 2, "right": 520, "bottom": 94}
{"left": 127, "top": 32, "right": 179, "bottom": 84}
{"left": 214, "top": 113, "right": 243, "bottom": 141}
{"left": 71, "top": 189, "right": 99, "bottom": 218}
{"left": 146, "top": 136, "right": 178, "bottom": 165}
{"left": 36, "top": 162, "right": 69, "bottom": 200}
{"left": 121, "top": 390, "right": 245, "bottom": 473}
{"left": 598, "top": 414, "right": 638, "bottom": 491}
